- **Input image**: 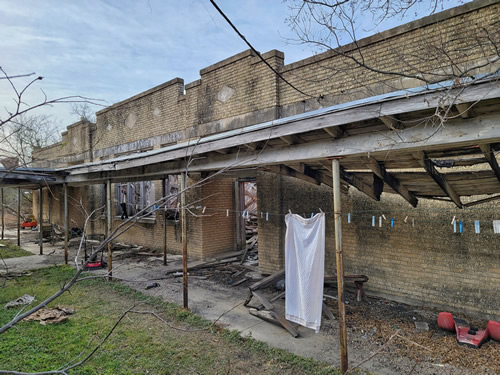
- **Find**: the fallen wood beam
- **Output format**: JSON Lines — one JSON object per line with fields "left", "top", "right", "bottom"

{"left": 365, "top": 157, "right": 418, "bottom": 207}
{"left": 232, "top": 278, "right": 248, "bottom": 287}
{"left": 252, "top": 290, "right": 274, "bottom": 310}
{"left": 479, "top": 144, "right": 500, "bottom": 183}
{"left": 322, "top": 302, "right": 335, "bottom": 321}
{"left": 412, "top": 151, "right": 462, "bottom": 208}
{"left": 270, "top": 291, "right": 285, "bottom": 303}
{"left": 249, "top": 269, "right": 285, "bottom": 291}
{"left": 463, "top": 194, "right": 500, "bottom": 207}
{"left": 167, "top": 257, "right": 240, "bottom": 273}
{"left": 248, "top": 308, "right": 299, "bottom": 338}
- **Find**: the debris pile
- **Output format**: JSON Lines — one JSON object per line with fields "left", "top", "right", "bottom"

{"left": 23, "top": 306, "right": 76, "bottom": 325}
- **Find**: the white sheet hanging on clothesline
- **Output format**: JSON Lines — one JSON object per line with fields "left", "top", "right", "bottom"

{"left": 285, "top": 212, "right": 325, "bottom": 333}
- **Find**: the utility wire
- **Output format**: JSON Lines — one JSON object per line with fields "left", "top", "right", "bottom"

{"left": 208, "top": 0, "right": 315, "bottom": 99}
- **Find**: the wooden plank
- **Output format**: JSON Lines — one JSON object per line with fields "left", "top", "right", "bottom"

{"left": 463, "top": 194, "right": 500, "bottom": 207}
{"left": 252, "top": 290, "right": 274, "bottom": 310}
{"left": 267, "top": 165, "right": 321, "bottom": 186}
{"left": 280, "top": 134, "right": 302, "bottom": 145}
{"left": 380, "top": 115, "right": 402, "bottom": 130}
{"left": 364, "top": 157, "right": 418, "bottom": 207}
{"left": 479, "top": 144, "right": 500, "bottom": 182}
{"left": 323, "top": 126, "right": 343, "bottom": 138}
{"left": 270, "top": 291, "right": 286, "bottom": 302}
{"left": 455, "top": 103, "right": 475, "bottom": 119}
{"left": 272, "top": 311, "right": 300, "bottom": 338}
{"left": 248, "top": 308, "right": 299, "bottom": 338}
{"left": 412, "top": 151, "right": 462, "bottom": 208}
{"left": 249, "top": 269, "right": 285, "bottom": 291}
{"left": 319, "top": 160, "right": 381, "bottom": 201}
{"left": 322, "top": 302, "right": 335, "bottom": 321}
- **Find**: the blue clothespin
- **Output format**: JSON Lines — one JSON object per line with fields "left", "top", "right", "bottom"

{"left": 348, "top": 213, "right": 351, "bottom": 223}
{"left": 459, "top": 221, "right": 463, "bottom": 233}
{"left": 475, "top": 220, "right": 480, "bottom": 234}
{"left": 372, "top": 216, "right": 375, "bottom": 227}
{"left": 391, "top": 218, "right": 394, "bottom": 228}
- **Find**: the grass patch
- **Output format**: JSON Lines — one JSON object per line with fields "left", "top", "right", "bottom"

{"left": 0, "top": 266, "right": 346, "bottom": 374}
{"left": 0, "top": 240, "right": 33, "bottom": 259}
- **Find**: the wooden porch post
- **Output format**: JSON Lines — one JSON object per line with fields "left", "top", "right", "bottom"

{"left": 17, "top": 188, "right": 20, "bottom": 246}
{"left": 180, "top": 172, "right": 188, "bottom": 308}
{"left": 1, "top": 188, "right": 4, "bottom": 240}
{"left": 163, "top": 179, "right": 167, "bottom": 266}
{"left": 106, "top": 179, "right": 112, "bottom": 279}
{"left": 332, "top": 159, "right": 348, "bottom": 373}
{"left": 63, "top": 183, "right": 69, "bottom": 264}
{"left": 39, "top": 187, "right": 43, "bottom": 255}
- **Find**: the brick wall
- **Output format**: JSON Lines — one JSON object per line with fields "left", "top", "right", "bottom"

{"left": 258, "top": 172, "right": 500, "bottom": 320}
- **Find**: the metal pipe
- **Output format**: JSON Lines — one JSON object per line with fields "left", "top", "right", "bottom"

{"left": 64, "top": 183, "right": 68, "bottom": 264}
{"left": 17, "top": 188, "right": 20, "bottom": 246}
{"left": 332, "top": 159, "right": 348, "bottom": 373}
{"left": 180, "top": 172, "right": 188, "bottom": 308}
{"left": 39, "top": 187, "right": 43, "bottom": 255}
{"left": 163, "top": 179, "right": 167, "bottom": 265}
{"left": 106, "top": 179, "right": 112, "bottom": 279}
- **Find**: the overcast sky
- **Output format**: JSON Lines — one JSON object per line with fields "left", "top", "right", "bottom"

{"left": 0, "top": 0, "right": 467, "bottom": 129}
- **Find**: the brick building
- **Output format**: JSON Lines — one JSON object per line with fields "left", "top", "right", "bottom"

{"left": 31, "top": 0, "right": 500, "bottom": 320}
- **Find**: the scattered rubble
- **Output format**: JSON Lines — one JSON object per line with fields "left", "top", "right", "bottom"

{"left": 24, "top": 306, "right": 76, "bottom": 325}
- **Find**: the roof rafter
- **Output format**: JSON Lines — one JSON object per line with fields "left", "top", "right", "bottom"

{"left": 479, "top": 144, "right": 500, "bottom": 183}
{"left": 364, "top": 157, "right": 418, "bottom": 207}
{"left": 412, "top": 151, "right": 462, "bottom": 208}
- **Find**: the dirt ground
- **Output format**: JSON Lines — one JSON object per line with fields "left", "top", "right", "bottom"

{"left": 1, "top": 228, "right": 499, "bottom": 374}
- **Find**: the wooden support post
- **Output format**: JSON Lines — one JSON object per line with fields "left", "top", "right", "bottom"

{"left": 332, "top": 159, "right": 348, "bottom": 374}
{"left": 39, "top": 187, "right": 43, "bottom": 255}
{"left": 163, "top": 180, "right": 167, "bottom": 265}
{"left": 106, "top": 180, "right": 112, "bottom": 279}
{"left": 1, "top": 188, "right": 4, "bottom": 240}
{"left": 16, "top": 188, "right": 20, "bottom": 247}
{"left": 63, "top": 183, "right": 69, "bottom": 264}
{"left": 48, "top": 191, "right": 52, "bottom": 224}
{"left": 180, "top": 172, "right": 188, "bottom": 308}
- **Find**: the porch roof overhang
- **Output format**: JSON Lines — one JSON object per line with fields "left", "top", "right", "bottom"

{"left": 3, "top": 75, "right": 500, "bottom": 208}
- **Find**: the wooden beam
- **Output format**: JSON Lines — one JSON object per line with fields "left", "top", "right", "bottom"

{"left": 323, "top": 126, "right": 343, "bottom": 138}
{"left": 319, "top": 160, "right": 381, "bottom": 201}
{"left": 365, "top": 157, "right": 418, "bottom": 207}
{"left": 413, "top": 151, "right": 462, "bottom": 208}
{"left": 463, "top": 194, "right": 500, "bottom": 207}
{"left": 479, "top": 144, "right": 500, "bottom": 183}
{"left": 455, "top": 103, "right": 475, "bottom": 119}
{"left": 1, "top": 188, "right": 4, "bottom": 240}
{"left": 180, "top": 172, "right": 188, "bottom": 309}
{"left": 267, "top": 165, "right": 321, "bottom": 186}
{"left": 332, "top": 159, "right": 348, "bottom": 373}
{"left": 64, "top": 183, "right": 68, "bottom": 264}
{"left": 17, "top": 188, "right": 20, "bottom": 247}
{"left": 66, "top": 113, "right": 500, "bottom": 185}
{"left": 106, "top": 179, "right": 113, "bottom": 278}
{"left": 215, "top": 148, "right": 228, "bottom": 154}
{"left": 39, "top": 187, "right": 43, "bottom": 255}
{"left": 162, "top": 180, "right": 167, "bottom": 266}
{"left": 280, "top": 134, "right": 302, "bottom": 145}
{"left": 380, "top": 115, "right": 402, "bottom": 130}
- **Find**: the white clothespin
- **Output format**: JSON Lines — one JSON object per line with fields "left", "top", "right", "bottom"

{"left": 404, "top": 216, "right": 408, "bottom": 223}
{"left": 319, "top": 208, "right": 324, "bottom": 213}
{"left": 288, "top": 209, "right": 292, "bottom": 214}
{"left": 242, "top": 210, "right": 247, "bottom": 218}
{"left": 412, "top": 218, "right": 415, "bottom": 227}
{"left": 451, "top": 215, "right": 456, "bottom": 225}
{"left": 382, "top": 214, "right": 387, "bottom": 220}
{"left": 226, "top": 209, "right": 229, "bottom": 217}
{"left": 348, "top": 213, "right": 351, "bottom": 223}
{"left": 261, "top": 212, "right": 263, "bottom": 218}
{"left": 246, "top": 210, "right": 250, "bottom": 219}
{"left": 266, "top": 212, "right": 269, "bottom": 221}
{"left": 379, "top": 216, "right": 382, "bottom": 227}
{"left": 202, "top": 206, "right": 206, "bottom": 214}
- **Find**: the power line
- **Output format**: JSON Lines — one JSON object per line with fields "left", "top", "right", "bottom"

{"left": 208, "top": 0, "right": 315, "bottom": 99}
